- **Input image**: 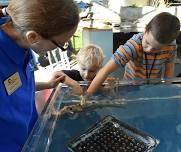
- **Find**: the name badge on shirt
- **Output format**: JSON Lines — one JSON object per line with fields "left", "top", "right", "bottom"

{"left": 4, "top": 72, "right": 22, "bottom": 95}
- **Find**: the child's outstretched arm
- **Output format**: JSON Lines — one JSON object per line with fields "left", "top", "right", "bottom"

{"left": 64, "top": 74, "right": 83, "bottom": 95}
{"left": 164, "top": 62, "right": 175, "bottom": 78}
{"left": 86, "top": 59, "right": 119, "bottom": 96}
{"left": 164, "top": 49, "right": 176, "bottom": 78}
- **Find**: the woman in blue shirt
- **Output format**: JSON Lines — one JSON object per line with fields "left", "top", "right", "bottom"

{"left": 0, "top": 0, "right": 80, "bottom": 151}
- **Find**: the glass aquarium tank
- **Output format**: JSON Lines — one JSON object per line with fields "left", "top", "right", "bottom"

{"left": 22, "top": 79, "right": 181, "bottom": 152}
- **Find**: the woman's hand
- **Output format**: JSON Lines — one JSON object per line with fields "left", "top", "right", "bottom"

{"left": 36, "top": 71, "right": 66, "bottom": 91}
{"left": 36, "top": 70, "right": 83, "bottom": 95}
{"left": 48, "top": 71, "right": 66, "bottom": 88}
{"left": 51, "top": 70, "right": 83, "bottom": 95}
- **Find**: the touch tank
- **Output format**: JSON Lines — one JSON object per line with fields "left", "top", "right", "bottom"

{"left": 22, "top": 78, "right": 181, "bottom": 152}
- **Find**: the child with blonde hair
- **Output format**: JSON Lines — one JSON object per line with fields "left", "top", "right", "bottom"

{"left": 49, "top": 44, "right": 104, "bottom": 95}
{"left": 63, "top": 44, "right": 104, "bottom": 81}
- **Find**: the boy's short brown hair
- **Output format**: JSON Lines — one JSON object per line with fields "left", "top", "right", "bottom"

{"left": 145, "top": 12, "right": 180, "bottom": 44}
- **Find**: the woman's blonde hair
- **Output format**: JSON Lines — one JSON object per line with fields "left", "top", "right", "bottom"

{"left": 76, "top": 44, "right": 104, "bottom": 69}
{"left": 7, "top": 0, "right": 80, "bottom": 38}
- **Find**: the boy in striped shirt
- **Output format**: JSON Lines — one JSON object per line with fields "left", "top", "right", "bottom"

{"left": 86, "top": 12, "right": 180, "bottom": 95}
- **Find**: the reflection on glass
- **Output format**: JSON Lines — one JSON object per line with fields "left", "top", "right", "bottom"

{"left": 22, "top": 78, "right": 181, "bottom": 152}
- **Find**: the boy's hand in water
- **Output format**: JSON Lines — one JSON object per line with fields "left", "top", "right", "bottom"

{"left": 80, "top": 91, "right": 92, "bottom": 106}
{"left": 80, "top": 94, "right": 87, "bottom": 106}
{"left": 106, "top": 77, "right": 119, "bottom": 89}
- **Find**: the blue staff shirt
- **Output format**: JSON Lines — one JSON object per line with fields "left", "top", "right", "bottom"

{"left": 0, "top": 25, "right": 38, "bottom": 151}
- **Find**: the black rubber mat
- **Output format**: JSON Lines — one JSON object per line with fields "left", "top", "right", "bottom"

{"left": 68, "top": 115, "right": 159, "bottom": 152}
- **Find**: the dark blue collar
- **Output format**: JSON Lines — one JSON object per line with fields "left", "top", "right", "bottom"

{"left": 0, "top": 28, "right": 29, "bottom": 65}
